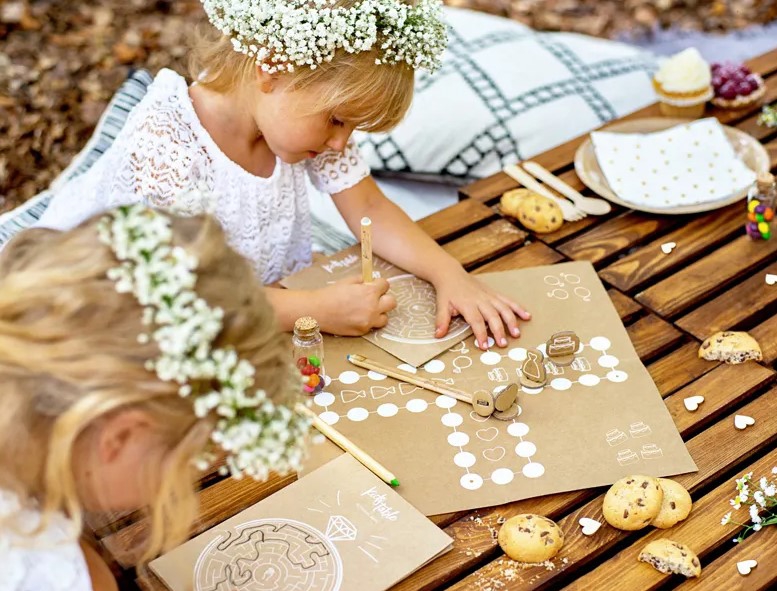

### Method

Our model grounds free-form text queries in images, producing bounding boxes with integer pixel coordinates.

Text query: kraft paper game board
[280,245,472,367]
[302,262,697,516]
[150,455,452,591]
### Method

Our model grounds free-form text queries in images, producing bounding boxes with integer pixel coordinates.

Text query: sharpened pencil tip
[390,478,400,487]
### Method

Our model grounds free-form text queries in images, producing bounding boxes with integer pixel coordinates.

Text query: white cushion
[355,7,657,184]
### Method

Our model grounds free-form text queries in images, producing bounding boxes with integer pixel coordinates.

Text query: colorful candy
[297,355,325,393]
[746,198,774,240]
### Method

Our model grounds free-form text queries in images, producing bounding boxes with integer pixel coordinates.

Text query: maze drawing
[317,334,628,491]
[375,275,470,345]
[194,519,342,591]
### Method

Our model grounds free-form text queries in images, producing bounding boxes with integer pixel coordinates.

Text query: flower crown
[201,0,448,73]
[97,205,312,480]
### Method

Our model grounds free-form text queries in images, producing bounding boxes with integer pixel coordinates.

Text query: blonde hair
[0,212,297,561]
[189,0,415,133]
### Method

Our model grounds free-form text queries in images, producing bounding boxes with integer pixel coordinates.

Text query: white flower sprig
[758,104,777,128]
[721,468,777,542]
[201,0,448,74]
[98,204,312,480]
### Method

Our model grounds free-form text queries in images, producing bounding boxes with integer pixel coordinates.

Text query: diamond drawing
[326,515,357,542]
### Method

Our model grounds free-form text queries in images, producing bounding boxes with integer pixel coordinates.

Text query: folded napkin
[590,118,756,209]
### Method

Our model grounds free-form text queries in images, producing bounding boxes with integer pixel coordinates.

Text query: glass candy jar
[293,316,325,394]
[746,172,777,240]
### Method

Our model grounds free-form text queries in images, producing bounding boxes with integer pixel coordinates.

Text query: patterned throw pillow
[356,7,658,184]
[0,70,154,248]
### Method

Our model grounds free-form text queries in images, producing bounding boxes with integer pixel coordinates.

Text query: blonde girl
[0,205,310,590]
[37,0,530,349]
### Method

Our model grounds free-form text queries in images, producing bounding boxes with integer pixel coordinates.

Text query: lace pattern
[37,69,370,284]
[1,489,92,591]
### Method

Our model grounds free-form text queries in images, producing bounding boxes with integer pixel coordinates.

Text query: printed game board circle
[435,395,457,409]
[590,336,611,351]
[521,385,544,395]
[397,363,417,374]
[442,412,463,427]
[313,392,335,407]
[550,378,572,391]
[406,398,429,413]
[460,473,484,490]
[319,411,339,425]
[522,462,545,478]
[537,343,547,356]
[346,407,369,422]
[598,354,620,368]
[607,370,629,383]
[491,468,515,485]
[579,374,601,387]
[507,422,530,437]
[447,432,470,447]
[367,370,386,381]
[324,374,332,387]
[338,370,360,384]
[454,451,477,468]
[424,359,446,374]
[377,403,399,418]
[515,441,537,458]
[475,337,496,349]
[508,347,528,361]
[479,351,502,366]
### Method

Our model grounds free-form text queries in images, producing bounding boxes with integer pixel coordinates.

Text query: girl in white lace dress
[38,0,530,349]
[1,209,310,590]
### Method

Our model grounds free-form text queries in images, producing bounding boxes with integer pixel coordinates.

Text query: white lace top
[0,489,92,591]
[37,69,370,284]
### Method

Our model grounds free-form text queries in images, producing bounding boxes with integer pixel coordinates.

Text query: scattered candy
[309,355,321,367]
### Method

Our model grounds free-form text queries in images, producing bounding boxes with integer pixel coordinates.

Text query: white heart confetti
[661,242,677,254]
[734,415,755,430]
[579,517,602,536]
[737,559,757,575]
[766,274,777,286]
[683,395,705,412]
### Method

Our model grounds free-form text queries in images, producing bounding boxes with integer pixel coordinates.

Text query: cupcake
[652,48,713,118]
[711,62,765,110]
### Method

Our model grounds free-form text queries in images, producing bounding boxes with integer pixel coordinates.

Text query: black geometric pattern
[357,9,656,183]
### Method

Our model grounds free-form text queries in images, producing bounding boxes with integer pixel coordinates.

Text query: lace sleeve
[110,104,215,215]
[306,137,370,194]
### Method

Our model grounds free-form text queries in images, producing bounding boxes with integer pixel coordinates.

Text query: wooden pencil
[360,217,373,283]
[296,403,399,487]
[347,353,472,404]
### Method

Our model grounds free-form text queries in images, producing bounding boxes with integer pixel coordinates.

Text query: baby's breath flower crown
[201,0,448,73]
[98,205,312,480]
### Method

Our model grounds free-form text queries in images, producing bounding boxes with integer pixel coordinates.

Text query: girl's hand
[434,271,530,350]
[316,276,397,336]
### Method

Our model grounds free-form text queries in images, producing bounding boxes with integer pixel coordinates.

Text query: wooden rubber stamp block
[520,348,547,388]
[494,383,518,412]
[546,331,580,366]
[472,390,495,417]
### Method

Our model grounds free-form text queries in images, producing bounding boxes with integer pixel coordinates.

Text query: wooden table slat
[472,240,565,274]
[750,314,777,364]
[446,386,777,591]
[625,314,684,361]
[646,342,717,398]
[416,198,497,242]
[636,231,777,319]
[675,260,777,340]
[441,219,527,269]
[599,204,744,293]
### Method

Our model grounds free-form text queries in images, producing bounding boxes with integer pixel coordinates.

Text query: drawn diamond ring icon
[326,515,357,542]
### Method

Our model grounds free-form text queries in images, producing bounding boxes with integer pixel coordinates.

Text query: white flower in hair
[98,204,311,480]
[201,0,448,74]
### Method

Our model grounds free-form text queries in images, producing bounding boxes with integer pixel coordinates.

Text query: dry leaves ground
[1,0,775,212]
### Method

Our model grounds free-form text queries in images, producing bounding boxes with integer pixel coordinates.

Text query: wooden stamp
[520,348,547,388]
[472,390,495,417]
[546,331,580,366]
[493,398,521,421]
[494,383,518,412]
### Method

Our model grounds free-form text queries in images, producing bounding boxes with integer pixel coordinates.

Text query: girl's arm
[79,538,119,591]
[331,175,531,348]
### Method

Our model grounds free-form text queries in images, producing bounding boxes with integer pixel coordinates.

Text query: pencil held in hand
[361,217,373,283]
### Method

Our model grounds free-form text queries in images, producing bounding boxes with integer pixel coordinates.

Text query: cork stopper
[294,316,319,336]
[757,172,775,191]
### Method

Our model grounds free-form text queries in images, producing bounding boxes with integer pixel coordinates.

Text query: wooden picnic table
[94,48,777,591]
